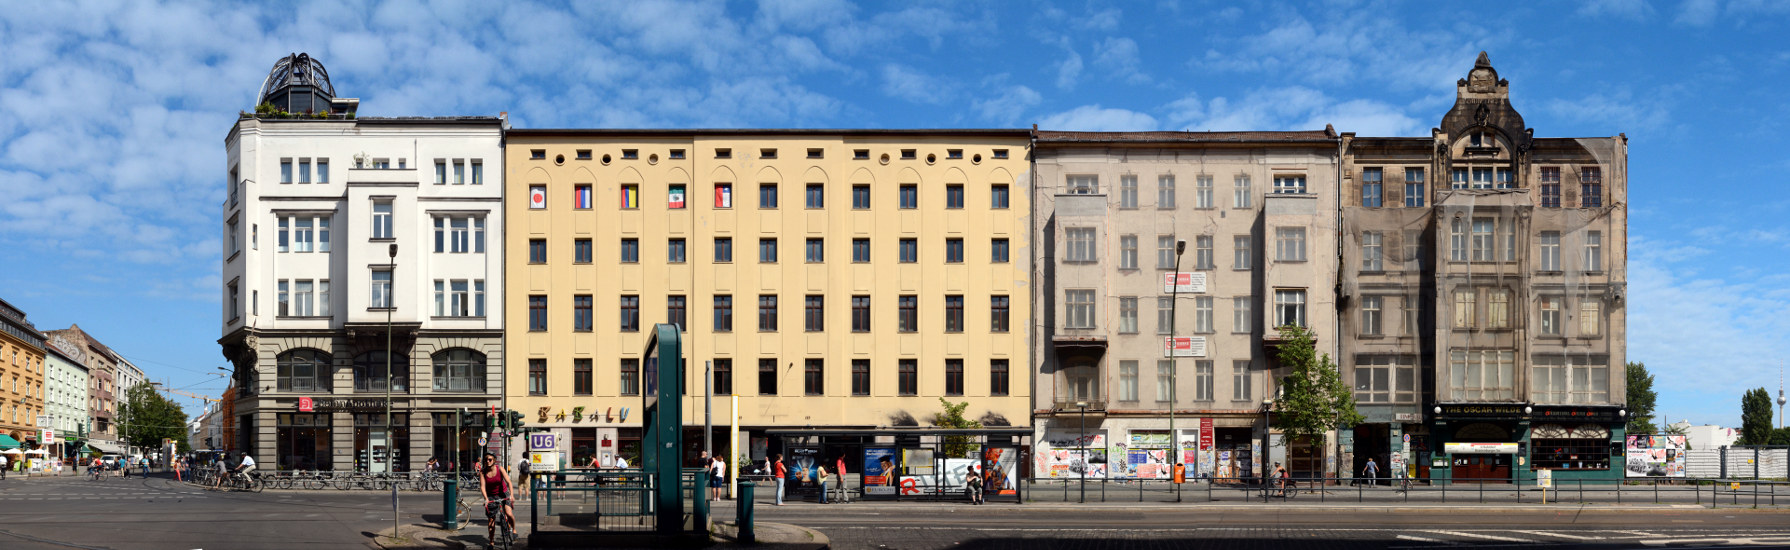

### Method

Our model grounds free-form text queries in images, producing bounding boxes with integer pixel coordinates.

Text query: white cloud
[1093,37,1150,85]
[1037,105,1158,131]
[881,64,952,105]
[1194,11,1499,94]
[1164,86,1420,135]
[971,84,1043,125]
[1543,88,1673,132]
[1055,50,1083,90]
[1577,0,1657,21]
[1675,0,1721,25]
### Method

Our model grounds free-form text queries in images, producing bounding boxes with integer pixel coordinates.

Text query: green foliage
[1768,427,1790,446]
[115,382,188,451]
[1625,362,1658,435]
[1269,325,1362,449]
[931,397,982,458]
[1741,388,1773,444]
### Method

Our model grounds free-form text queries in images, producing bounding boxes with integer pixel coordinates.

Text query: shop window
[1530,423,1613,470]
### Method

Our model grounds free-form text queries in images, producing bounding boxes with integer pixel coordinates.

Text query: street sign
[1537,468,1552,488]
[1402,434,1411,443]
[478,432,489,448]
[529,432,558,451]
[529,451,561,473]
[298,397,314,412]
[43,429,54,442]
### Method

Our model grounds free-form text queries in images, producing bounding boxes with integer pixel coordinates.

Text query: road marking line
[1420,530,1530,543]
[1394,534,1454,544]
[1515,530,1601,541]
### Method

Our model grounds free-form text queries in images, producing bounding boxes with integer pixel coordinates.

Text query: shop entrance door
[1453,455,1511,483]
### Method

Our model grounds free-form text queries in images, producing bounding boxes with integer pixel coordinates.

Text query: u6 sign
[529,432,557,452]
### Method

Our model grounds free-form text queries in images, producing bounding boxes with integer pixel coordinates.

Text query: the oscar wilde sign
[300,398,390,411]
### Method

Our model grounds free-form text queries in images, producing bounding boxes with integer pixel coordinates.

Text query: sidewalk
[369,520,829,549]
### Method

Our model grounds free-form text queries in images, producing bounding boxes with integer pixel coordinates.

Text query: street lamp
[1168,239,1185,502]
[1075,401,1088,504]
[1263,397,1273,495]
[385,242,398,539]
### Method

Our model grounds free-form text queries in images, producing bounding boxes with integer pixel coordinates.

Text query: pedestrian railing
[527,468,710,533]
[1020,476,1790,507]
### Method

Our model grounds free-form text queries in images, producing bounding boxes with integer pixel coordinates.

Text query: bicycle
[226,470,265,493]
[445,496,473,531]
[88,467,107,482]
[485,496,517,550]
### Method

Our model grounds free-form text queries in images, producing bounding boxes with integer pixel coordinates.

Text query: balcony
[1051,398,1107,415]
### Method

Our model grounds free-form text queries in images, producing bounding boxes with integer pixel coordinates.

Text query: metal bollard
[736,480,756,545]
[443,476,460,530]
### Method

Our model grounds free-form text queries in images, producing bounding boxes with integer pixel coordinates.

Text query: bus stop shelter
[764,427,1031,503]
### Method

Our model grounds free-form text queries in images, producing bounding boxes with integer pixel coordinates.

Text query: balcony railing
[1051,398,1107,412]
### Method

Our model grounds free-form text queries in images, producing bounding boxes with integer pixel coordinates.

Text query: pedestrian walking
[1362,457,1380,487]
[833,456,848,503]
[816,463,830,504]
[710,455,727,502]
[1,453,9,480]
[771,453,786,506]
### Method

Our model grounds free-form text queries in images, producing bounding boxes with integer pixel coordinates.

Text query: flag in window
[622,185,639,209]
[575,185,592,209]
[668,184,686,209]
[715,184,732,208]
[529,186,546,209]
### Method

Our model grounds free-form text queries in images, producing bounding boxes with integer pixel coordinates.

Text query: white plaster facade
[43,346,88,443]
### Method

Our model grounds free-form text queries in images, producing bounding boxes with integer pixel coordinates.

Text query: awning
[0,435,19,449]
[87,441,125,454]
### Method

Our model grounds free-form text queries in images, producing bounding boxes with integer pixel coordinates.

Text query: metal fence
[529,468,709,533]
[1020,475,1790,508]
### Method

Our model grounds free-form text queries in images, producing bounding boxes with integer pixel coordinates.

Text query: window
[1232,235,1252,270]
[805,238,824,263]
[431,349,486,392]
[619,359,639,396]
[1232,361,1253,401]
[1540,296,1562,336]
[804,295,824,332]
[1233,297,1252,333]
[757,295,778,331]
[899,238,917,263]
[278,280,289,316]
[573,295,593,332]
[1404,168,1425,207]
[529,185,546,209]
[1471,218,1495,261]
[713,295,733,331]
[570,359,594,396]
[808,148,825,159]
[667,295,686,331]
[806,184,824,208]
[1452,289,1475,329]
[525,360,547,395]
[1274,228,1306,262]
[714,237,733,263]
[670,149,686,160]
[805,359,824,396]
[669,238,687,263]
[371,270,393,309]
[1194,296,1214,333]
[898,295,918,332]
[1119,235,1138,270]
[1157,175,1177,208]
[1361,296,1383,335]
[851,296,871,332]
[530,239,548,263]
[990,360,1009,396]
[759,184,778,209]
[1273,175,1305,194]
[1579,300,1602,336]
[759,148,775,159]
[1118,361,1139,402]
[945,238,964,263]
[574,239,592,263]
[852,238,870,263]
[432,279,479,317]
[1233,175,1253,208]
[946,184,964,209]
[1194,235,1214,270]
[319,280,332,317]
[229,220,240,256]
[853,149,870,160]
[281,160,292,183]
[1157,296,1174,334]
[1540,167,1561,208]
[758,359,778,396]
[1193,360,1213,401]
[1448,350,1515,401]
[1584,231,1603,271]
[471,161,482,185]
[1532,357,1611,405]
[1067,175,1098,195]
[1065,228,1096,263]
[276,349,331,392]
[1065,290,1096,329]
[1362,231,1383,271]
[991,238,1010,263]
[851,360,870,396]
[898,359,918,396]
[1539,231,1561,271]
[899,184,918,208]
[1196,175,1214,208]
[529,296,547,331]
[349,350,405,392]
[1361,168,1383,207]
[947,149,962,159]
[372,200,393,239]
[714,183,731,208]
[993,149,1009,159]
[852,185,870,209]
[277,218,289,253]
[944,359,964,396]
[1581,168,1603,208]
[1487,290,1510,329]
[1503,221,1517,262]
[619,295,640,332]
[1354,355,1416,403]
[1274,289,1306,328]
[1120,175,1138,208]
[431,216,481,254]
[1449,218,1468,262]
[1157,236,1176,269]
[944,295,965,332]
[759,238,777,263]
[991,184,1010,209]
[620,238,638,263]
[1402,298,1419,336]
[990,295,1010,332]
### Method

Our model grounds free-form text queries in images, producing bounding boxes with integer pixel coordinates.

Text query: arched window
[432,349,485,392]
[354,351,408,392]
[276,349,332,392]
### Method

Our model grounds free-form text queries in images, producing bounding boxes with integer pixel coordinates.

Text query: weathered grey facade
[1338,53,1629,483]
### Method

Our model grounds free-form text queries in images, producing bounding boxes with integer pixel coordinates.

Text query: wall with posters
[1036,431,1107,479]
[1625,435,1686,478]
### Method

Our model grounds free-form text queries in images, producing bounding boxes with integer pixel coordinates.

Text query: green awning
[0,435,19,449]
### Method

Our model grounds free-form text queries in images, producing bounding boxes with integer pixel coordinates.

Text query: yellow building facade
[1,298,48,446]
[504,130,1032,469]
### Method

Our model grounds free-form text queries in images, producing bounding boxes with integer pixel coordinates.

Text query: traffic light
[506,410,526,432]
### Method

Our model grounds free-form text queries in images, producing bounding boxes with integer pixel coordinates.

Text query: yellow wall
[1,337,47,438]
[504,132,1033,438]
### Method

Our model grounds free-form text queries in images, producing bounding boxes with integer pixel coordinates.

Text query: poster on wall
[791,447,821,488]
[983,447,1018,495]
[1625,434,1687,477]
[1037,431,1107,479]
[862,447,898,496]
[1128,449,1171,479]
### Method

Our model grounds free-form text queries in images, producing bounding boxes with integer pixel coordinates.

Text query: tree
[1740,388,1773,445]
[116,382,189,452]
[1269,325,1363,451]
[930,397,982,458]
[1625,362,1658,435]
[1768,427,1790,447]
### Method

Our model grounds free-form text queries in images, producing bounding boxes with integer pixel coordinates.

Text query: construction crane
[162,387,220,404]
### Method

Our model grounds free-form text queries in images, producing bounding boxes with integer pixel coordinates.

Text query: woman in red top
[478,452,517,544]
[772,453,787,506]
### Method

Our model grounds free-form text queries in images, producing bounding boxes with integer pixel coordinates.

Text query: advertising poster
[791,447,822,488]
[1625,434,1687,477]
[1038,431,1106,479]
[863,447,898,495]
[983,447,1018,495]
[1129,449,1170,479]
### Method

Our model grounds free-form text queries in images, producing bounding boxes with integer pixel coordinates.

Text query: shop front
[1429,404,1627,484]
[1429,404,1526,484]
[1528,405,1626,482]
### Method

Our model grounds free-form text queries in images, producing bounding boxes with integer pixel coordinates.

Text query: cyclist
[477,452,517,546]
[231,451,257,488]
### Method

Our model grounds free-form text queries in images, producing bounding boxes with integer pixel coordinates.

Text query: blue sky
[1,0,1786,428]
